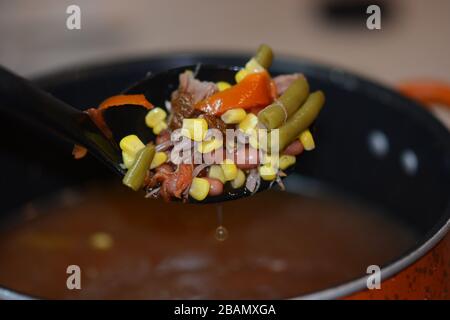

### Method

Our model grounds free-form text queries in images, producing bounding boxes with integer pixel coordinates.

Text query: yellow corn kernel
[221,108,247,124]
[299,129,315,151]
[238,113,258,134]
[189,177,210,201]
[249,134,258,149]
[279,154,296,170]
[254,130,270,151]
[120,135,145,168]
[261,153,279,169]
[182,118,208,141]
[145,107,167,128]
[197,137,223,154]
[119,134,145,155]
[208,165,226,183]
[235,68,249,83]
[122,151,135,169]
[153,121,168,135]
[221,159,238,181]
[248,129,262,149]
[216,81,232,91]
[245,58,265,74]
[259,163,277,181]
[150,152,168,169]
[231,169,246,189]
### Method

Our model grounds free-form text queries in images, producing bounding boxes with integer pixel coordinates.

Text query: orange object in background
[398,81,450,109]
[195,72,273,115]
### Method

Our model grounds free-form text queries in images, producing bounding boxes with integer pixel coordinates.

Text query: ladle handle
[0,65,124,175]
[0,65,87,142]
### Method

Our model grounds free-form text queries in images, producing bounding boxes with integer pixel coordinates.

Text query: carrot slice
[72,144,88,159]
[195,72,273,115]
[84,94,154,140]
[99,94,154,110]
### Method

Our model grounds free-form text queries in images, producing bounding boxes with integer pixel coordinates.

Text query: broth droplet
[215,205,228,241]
[215,225,228,241]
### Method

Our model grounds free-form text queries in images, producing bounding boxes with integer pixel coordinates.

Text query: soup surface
[0,182,417,299]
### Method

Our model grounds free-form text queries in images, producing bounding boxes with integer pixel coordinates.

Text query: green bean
[258,77,309,129]
[269,91,325,153]
[254,44,273,69]
[122,143,155,191]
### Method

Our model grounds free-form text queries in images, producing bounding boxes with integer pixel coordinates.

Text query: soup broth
[0,183,417,299]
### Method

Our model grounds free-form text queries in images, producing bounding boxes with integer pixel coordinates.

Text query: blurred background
[1,0,449,124]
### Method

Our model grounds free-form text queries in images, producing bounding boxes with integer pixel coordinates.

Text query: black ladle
[0,65,290,204]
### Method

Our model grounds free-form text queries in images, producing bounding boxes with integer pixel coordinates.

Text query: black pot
[0,53,449,299]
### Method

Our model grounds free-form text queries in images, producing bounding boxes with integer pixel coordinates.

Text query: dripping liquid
[215,204,228,241]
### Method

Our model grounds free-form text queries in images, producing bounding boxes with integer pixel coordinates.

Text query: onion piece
[270,171,286,191]
[193,63,202,77]
[155,140,173,152]
[245,169,261,194]
[176,138,194,150]
[165,100,172,113]
[253,175,261,195]
[192,163,211,178]
[276,174,286,191]
[171,143,194,165]
[182,180,193,199]
[145,187,161,198]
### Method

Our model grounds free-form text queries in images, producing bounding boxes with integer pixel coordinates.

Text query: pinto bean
[235,146,260,170]
[282,140,304,156]
[204,178,224,196]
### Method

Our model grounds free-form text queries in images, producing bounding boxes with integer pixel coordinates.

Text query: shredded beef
[145,164,193,202]
[168,71,222,130]
[169,92,199,130]
[173,70,218,104]
[199,114,227,135]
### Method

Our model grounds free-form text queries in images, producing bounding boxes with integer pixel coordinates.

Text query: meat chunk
[199,113,227,135]
[169,93,198,130]
[172,70,218,104]
[146,164,193,202]
[168,71,219,130]
[273,73,303,96]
